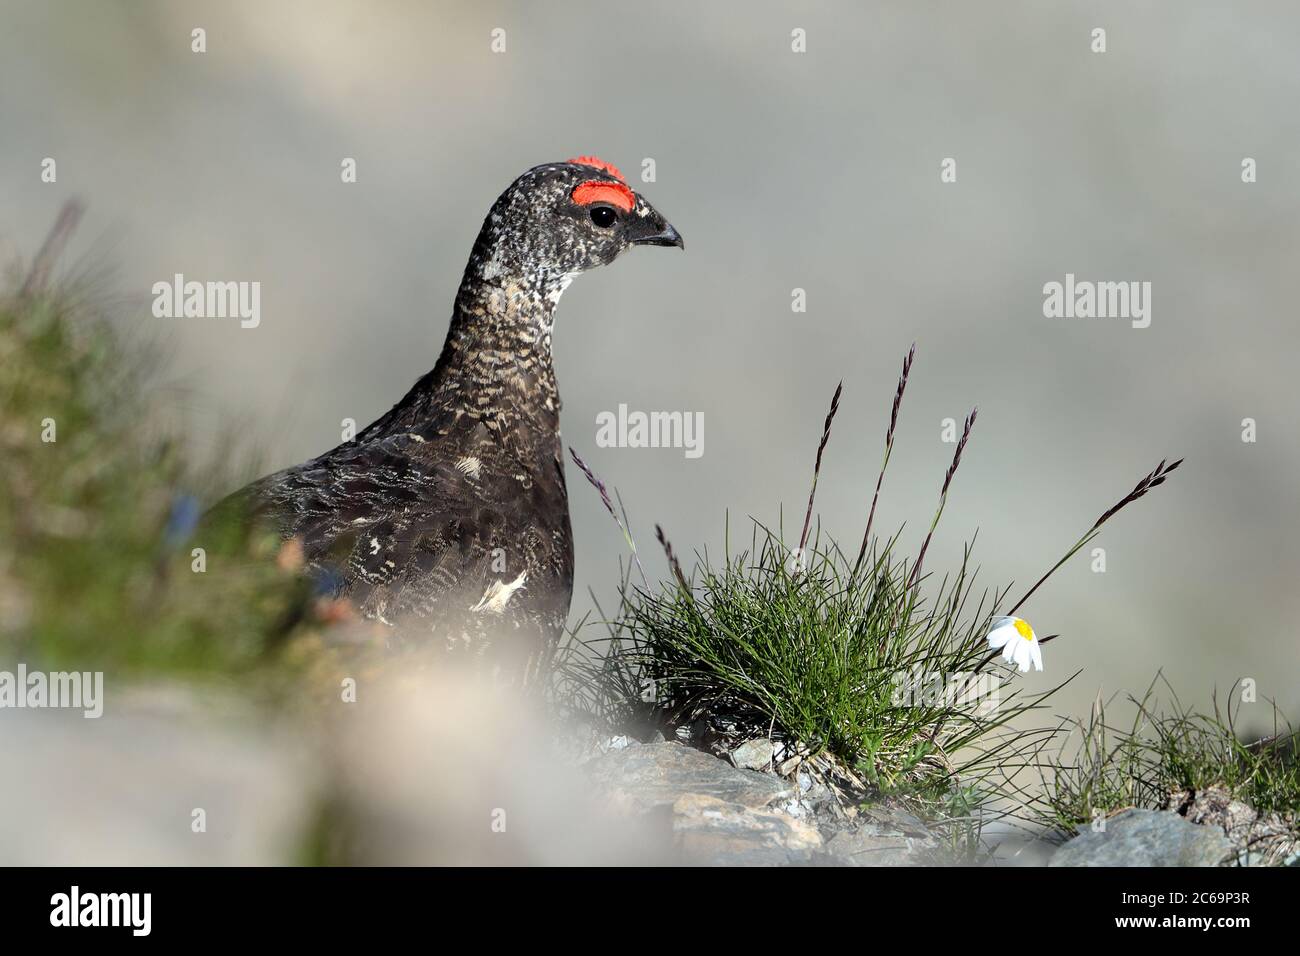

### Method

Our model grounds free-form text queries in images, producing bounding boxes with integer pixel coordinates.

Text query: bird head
[465,156,683,292]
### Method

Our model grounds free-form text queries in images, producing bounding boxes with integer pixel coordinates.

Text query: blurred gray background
[3,0,1297,726]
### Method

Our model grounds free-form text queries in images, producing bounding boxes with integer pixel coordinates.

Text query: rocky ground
[1042,792,1299,868]
[2,680,1294,866]
[580,737,944,865]
[578,738,1299,866]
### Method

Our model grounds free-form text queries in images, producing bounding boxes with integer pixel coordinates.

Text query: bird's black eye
[589,205,618,229]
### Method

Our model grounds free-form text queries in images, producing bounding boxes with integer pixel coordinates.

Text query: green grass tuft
[1038,675,1300,835]
[608,520,1061,803]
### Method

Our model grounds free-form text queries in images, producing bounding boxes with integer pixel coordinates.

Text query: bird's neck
[427,273,567,431]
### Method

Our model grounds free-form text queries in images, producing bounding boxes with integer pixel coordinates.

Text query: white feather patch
[455,456,483,480]
[470,571,528,613]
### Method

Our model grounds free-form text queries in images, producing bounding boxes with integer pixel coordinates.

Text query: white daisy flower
[987,615,1043,673]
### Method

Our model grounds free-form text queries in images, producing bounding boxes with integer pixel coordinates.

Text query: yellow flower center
[1013,618,1035,642]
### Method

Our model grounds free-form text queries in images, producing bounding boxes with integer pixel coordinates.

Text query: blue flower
[163,493,202,549]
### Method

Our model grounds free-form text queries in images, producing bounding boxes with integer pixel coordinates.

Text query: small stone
[606,735,630,751]
[1049,809,1232,867]
[731,738,775,771]
[778,755,802,776]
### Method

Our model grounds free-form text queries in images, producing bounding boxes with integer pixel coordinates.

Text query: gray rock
[730,738,775,771]
[1049,809,1232,867]
[778,755,803,776]
[823,828,920,866]
[672,793,822,865]
[861,806,931,835]
[582,741,825,864]
[584,741,794,814]
[820,804,943,866]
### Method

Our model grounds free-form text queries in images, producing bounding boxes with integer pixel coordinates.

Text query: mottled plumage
[222,159,681,670]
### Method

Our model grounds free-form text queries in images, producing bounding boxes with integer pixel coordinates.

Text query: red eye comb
[567,155,626,183]
[571,181,636,212]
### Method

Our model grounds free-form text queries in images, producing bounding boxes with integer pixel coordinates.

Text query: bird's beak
[634,221,684,249]
[628,207,684,249]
